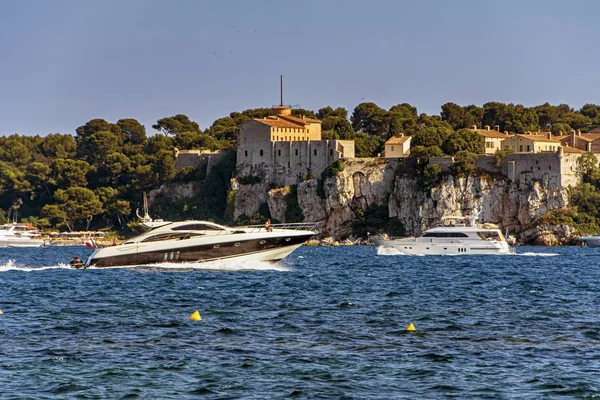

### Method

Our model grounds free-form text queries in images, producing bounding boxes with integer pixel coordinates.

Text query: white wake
[0,260,73,272]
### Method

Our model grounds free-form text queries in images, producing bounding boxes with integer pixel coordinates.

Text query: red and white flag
[85,237,96,249]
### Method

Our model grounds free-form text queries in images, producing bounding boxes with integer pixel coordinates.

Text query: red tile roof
[385,136,410,145]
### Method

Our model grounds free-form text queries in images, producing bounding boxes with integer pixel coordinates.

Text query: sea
[1,245,600,399]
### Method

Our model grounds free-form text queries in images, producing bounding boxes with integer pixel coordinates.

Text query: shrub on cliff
[450,151,478,177]
[317,159,345,198]
[284,185,304,223]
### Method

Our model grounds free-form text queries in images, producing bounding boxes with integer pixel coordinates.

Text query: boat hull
[373,238,514,255]
[87,232,313,268]
[0,239,45,248]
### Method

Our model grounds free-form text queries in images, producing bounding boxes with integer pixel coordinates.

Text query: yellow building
[237,106,322,145]
[236,105,355,186]
[502,132,561,153]
[384,134,411,158]
[471,125,510,154]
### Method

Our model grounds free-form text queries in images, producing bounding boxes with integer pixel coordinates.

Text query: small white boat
[372,210,514,256]
[0,223,46,248]
[579,234,600,247]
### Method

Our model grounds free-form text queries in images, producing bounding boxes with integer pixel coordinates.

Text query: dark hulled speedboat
[85,220,316,268]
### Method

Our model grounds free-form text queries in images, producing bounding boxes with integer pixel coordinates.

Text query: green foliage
[536,208,600,236]
[152,114,201,136]
[494,148,513,167]
[576,152,600,184]
[421,163,443,190]
[450,151,478,177]
[323,159,345,178]
[442,129,484,155]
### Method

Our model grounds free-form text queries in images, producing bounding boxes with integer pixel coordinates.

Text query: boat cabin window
[477,231,501,240]
[423,232,469,238]
[141,232,203,242]
[171,224,224,231]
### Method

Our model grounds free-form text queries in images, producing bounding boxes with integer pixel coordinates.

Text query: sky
[0,0,599,136]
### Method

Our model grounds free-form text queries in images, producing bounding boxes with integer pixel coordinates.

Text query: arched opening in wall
[352,171,366,199]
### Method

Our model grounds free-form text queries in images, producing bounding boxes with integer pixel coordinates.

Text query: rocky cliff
[231,158,572,244]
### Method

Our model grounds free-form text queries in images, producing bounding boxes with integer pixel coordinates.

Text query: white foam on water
[518,252,560,257]
[376,246,410,256]
[0,260,73,272]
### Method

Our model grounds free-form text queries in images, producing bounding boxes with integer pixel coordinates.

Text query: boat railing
[237,222,318,234]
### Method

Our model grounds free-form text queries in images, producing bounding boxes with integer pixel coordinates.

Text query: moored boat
[0,223,46,248]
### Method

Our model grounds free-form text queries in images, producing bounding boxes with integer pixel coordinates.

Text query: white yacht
[85,220,316,268]
[372,211,514,256]
[0,223,46,248]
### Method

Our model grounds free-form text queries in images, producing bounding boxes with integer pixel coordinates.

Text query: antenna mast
[280,74,283,106]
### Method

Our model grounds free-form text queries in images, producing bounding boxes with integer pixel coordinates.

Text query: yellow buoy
[190,310,202,321]
[405,322,416,331]
[0,309,3,315]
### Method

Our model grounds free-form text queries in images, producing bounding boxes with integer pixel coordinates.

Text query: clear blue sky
[0,0,598,136]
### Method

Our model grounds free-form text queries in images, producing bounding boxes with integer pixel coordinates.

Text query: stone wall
[238,139,355,186]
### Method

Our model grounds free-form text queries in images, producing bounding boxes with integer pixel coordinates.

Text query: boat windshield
[141,232,204,242]
[171,223,224,231]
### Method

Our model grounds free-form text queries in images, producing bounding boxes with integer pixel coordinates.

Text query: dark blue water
[1,246,600,399]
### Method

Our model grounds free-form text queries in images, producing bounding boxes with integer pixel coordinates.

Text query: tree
[577,152,600,184]
[39,133,76,159]
[47,187,104,231]
[351,102,390,137]
[153,114,201,136]
[50,159,91,189]
[442,129,484,155]
[441,102,479,130]
[450,151,478,177]
[75,119,122,161]
[317,106,348,120]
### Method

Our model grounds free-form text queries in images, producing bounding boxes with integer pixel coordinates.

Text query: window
[172,224,224,231]
[307,129,310,133]
[330,149,333,156]
[260,149,264,156]
[422,232,469,238]
[527,145,530,152]
[314,149,317,156]
[244,150,248,157]
[277,149,281,156]
[295,149,298,156]
[519,145,523,152]
[391,145,395,151]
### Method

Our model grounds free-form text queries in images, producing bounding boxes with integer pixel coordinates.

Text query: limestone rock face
[232,182,269,220]
[149,181,204,203]
[520,224,577,246]
[266,187,289,223]
[231,159,571,241]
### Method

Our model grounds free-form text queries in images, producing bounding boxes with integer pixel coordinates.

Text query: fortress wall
[502,152,562,186]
